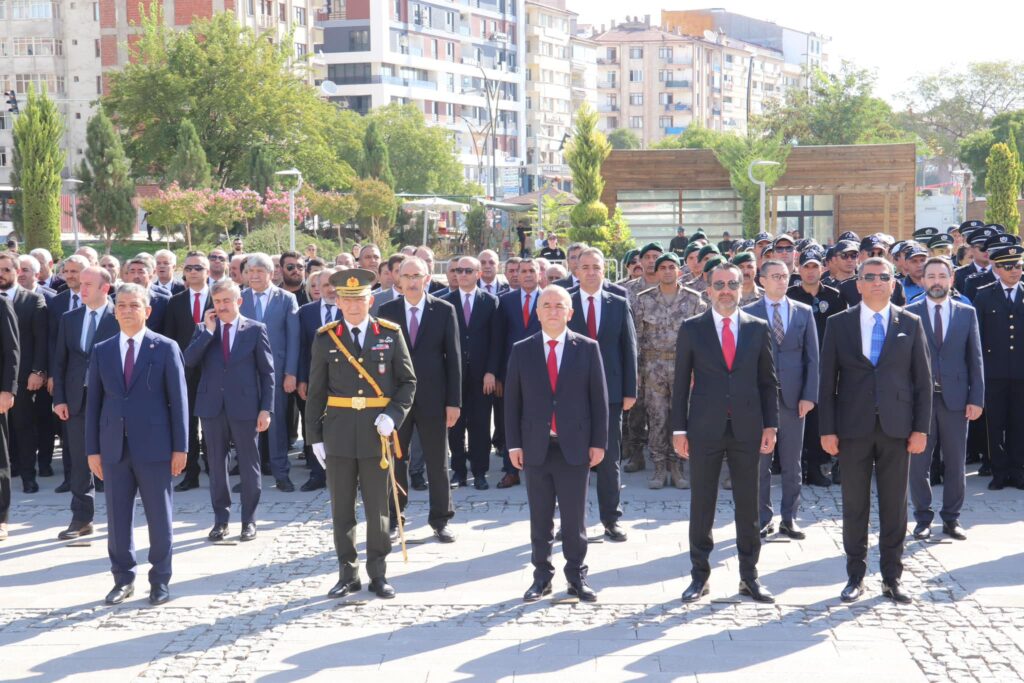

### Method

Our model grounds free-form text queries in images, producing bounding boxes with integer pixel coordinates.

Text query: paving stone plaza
[1,454,1022,682]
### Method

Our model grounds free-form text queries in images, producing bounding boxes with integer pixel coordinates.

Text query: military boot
[669,459,690,489]
[648,462,668,489]
[623,455,646,473]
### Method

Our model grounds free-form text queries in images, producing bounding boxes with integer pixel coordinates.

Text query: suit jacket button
[357,389,364,395]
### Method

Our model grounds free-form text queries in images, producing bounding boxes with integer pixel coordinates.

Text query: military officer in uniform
[622,243,663,473]
[634,253,707,489]
[306,269,416,599]
[731,252,764,306]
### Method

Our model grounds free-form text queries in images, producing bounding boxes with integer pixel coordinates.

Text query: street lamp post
[64,178,83,251]
[477,66,502,200]
[275,168,304,251]
[747,160,781,234]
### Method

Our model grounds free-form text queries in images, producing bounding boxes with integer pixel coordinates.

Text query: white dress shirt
[1003,283,1020,305]
[711,308,740,345]
[860,303,891,361]
[219,315,240,351]
[320,301,337,326]
[579,288,603,331]
[520,287,538,311]
[404,295,426,330]
[542,328,568,371]
[478,279,498,294]
[0,283,18,300]
[187,286,209,318]
[345,317,369,347]
[459,287,478,315]
[119,328,147,370]
[929,298,951,342]
[763,294,789,336]
[68,290,82,312]
[80,304,107,350]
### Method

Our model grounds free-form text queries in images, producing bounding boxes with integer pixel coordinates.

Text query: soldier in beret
[622,243,663,473]
[731,252,764,307]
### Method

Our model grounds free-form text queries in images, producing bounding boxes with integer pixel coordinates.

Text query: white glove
[312,443,326,470]
[374,414,395,437]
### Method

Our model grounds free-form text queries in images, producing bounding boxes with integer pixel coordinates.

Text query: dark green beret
[683,243,703,258]
[697,244,721,261]
[703,255,726,273]
[638,242,664,258]
[730,252,755,266]
[688,230,708,244]
[654,252,680,269]
[621,249,638,266]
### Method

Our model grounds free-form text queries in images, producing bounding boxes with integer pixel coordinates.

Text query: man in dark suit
[568,248,636,542]
[85,283,189,606]
[443,256,500,490]
[379,257,461,542]
[493,257,542,488]
[163,252,214,491]
[184,280,274,543]
[0,251,48,493]
[123,257,170,334]
[51,266,119,540]
[744,260,819,540]
[819,257,932,604]
[552,242,585,289]
[154,249,186,295]
[0,294,18,540]
[906,257,983,540]
[18,255,60,480]
[30,248,66,292]
[477,249,509,296]
[296,268,339,491]
[672,262,780,604]
[505,285,608,603]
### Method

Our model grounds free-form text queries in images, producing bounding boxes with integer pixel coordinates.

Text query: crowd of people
[0,217,1017,607]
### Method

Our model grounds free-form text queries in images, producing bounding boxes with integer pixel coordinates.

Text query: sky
[567,0,1021,105]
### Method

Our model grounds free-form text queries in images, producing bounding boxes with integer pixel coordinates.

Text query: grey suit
[905,298,984,525]
[744,297,819,527]
[370,287,399,317]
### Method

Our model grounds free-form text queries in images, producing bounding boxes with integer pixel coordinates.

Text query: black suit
[671,310,779,583]
[51,303,119,522]
[0,296,19,524]
[443,288,500,481]
[838,276,906,307]
[953,262,987,297]
[819,304,932,583]
[494,288,542,473]
[504,330,608,585]
[565,278,628,298]
[157,278,186,296]
[569,289,637,526]
[5,287,48,485]
[378,294,461,529]
[164,288,214,482]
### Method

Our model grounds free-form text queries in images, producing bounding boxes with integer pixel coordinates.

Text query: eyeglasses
[996,263,1023,271]
[711,280,741,291]
[452,267,477,274]
[284,264,305,272]
[182,265,206,273]
[773,246,795,253]
[764,273,789,281]
[837,252,858,260]
[858,273,893,282]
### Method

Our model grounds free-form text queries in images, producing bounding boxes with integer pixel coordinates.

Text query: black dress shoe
[778,520,806,540]
[174,478,199,492]
[276,477,295,492]
[831,463,842,485]
[369,577,396,599]
[240,523,257,542]
[23,481,39,494]
[496,472,520,488]
[988,478,1006,491]
[759,522,775,539]
[474,477,489,490]
[450,473,467,489]
[806,469,832,487]
[840,578,864,603]
[604,523,628,542]
[104,584,134,605]
[978,464,992,476]
[681,579,709,603]
[208,524,229,542]
[327,578,361,598]
[300,478,325,492]
[58,521,94,540]
[434,526,456,543]
[739,579,775,603]
[523,580,552,602]
[882,582,912,604]
[943,521,967,540]
[411,472,428,491]
[149,583,170,605]
[94,479,104,493]
[912,522,931,540]
[55,480,71,493]
[568,581,598,602]
[39,465,55,477]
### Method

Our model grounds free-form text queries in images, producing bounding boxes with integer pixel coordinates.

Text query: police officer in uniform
[306,269,416,599]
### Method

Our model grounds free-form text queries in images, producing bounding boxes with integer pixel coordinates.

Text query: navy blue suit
[86,329,188,588]
[494,288,541,473]
[52,303,119,523]
[296,300,339,484]
[184,317,275,526]
[569,289,637,526]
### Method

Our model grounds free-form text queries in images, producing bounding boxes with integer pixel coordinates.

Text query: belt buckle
[351,396,366,410]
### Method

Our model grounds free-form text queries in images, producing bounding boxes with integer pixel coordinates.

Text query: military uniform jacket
[974,281,1024,381]
[634,284,708,367]
[306,317,416,458]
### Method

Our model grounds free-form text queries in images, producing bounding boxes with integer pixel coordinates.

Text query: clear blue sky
[568,0,1019,105]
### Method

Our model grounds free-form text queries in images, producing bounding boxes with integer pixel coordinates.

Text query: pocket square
[897,332,908,337]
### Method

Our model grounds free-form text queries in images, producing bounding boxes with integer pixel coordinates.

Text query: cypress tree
[166,119,212,188]
[361,120,395,189]
[11,84,65,257]
[985,142,1021,234]
[78,108,137,252]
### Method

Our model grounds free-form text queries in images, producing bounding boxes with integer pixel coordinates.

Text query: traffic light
[4,91,18,114]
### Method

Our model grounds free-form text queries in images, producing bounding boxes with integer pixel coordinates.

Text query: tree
[353,177,396,235]
[565,103,612,229]
[140,183,209,249]
[77,109,137,253]
[166,119,211,188]
[985,143,1022,233]
[464,203,487,251]
[303,188,359,246]
[527,191,573,238]
[367,104,466,195]
[103,5,354,189]
[361,120,395,189]
[959,110,1024,193]
[607,128,642,150]
[11,85,65,257]
[245,146,276,197]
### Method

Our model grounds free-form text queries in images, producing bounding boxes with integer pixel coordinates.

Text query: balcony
[664,103,690,112]
[596,57,618,65]
[598,104,619,112]
[664,80,690,88]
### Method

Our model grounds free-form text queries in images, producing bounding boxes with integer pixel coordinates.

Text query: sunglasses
[711,280,741,291]
[837,252,858,260]
[182,265,206,273]
[858,273,893,282]
[452,267,477,274]
[284,264,305,272]
[996,263,1023,271]
[773,246,795,253]
[208,254,226,261]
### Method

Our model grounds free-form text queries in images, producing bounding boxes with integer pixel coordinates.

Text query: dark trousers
[0,413,10,523]
[34,390,56,470]
[524,440,590,585]
[449,381,492,479]
[264,376,291,479]
[65,412,95,523]
[802,405,830,475]
[326,456,391,581]
[688,423,761,583]
[9,390,38,483]
[911,396,968,525]
[760,405,804,526]
[104,441,174,587]
[595,403,623,526]
[494,396,514,474]
[203,413,262,525]
[838,417,910,583]
[392,411,454,529]
[984,379,1024,484]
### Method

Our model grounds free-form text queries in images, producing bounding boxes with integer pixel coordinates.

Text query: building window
[725,54,734,63]
[294,6,306,25]
[11,0,57,19]
[629,47,643,59]
[295,42,307,58]
[96,75,102,94]
[658,47,672,61]
[446,41,454,60]
[658,92,672,105]
[93,2,99,20]
[606,71,617,87]
[616,189,681,240]
[95,39,100,58]
[349,30,369,52]
[0,147,7,167]
[659,116,672,128]
[628,70,643,82]
[658,70,672,82]
[775,195,834,243]
[247,0,255,16]
[607,116,618,129]
[629,93,643,106]
[605,47,617,61]
[629,116,643,129]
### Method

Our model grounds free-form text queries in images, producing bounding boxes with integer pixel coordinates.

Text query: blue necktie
[84,310,98,352]
[255,293,265,321]
[869,312,885,366]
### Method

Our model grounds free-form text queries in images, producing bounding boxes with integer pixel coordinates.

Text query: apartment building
[318,0,526,198]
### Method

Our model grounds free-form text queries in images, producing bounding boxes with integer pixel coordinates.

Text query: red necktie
[193,292,201,324]
[587,295,597,339]
[721,317,736,371]
[522,292,531,328]
[547,339,559,435]
[222,322,232,363]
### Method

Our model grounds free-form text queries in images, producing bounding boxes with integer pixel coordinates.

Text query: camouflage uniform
[622,276,660,470]
[634,283,708,488]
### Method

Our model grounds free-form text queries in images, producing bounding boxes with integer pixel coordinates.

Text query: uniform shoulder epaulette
[974,280,998,294]
[376,317,401,331]
[317,321,340,334]
[637,285,659,298]
[680,284,703,298]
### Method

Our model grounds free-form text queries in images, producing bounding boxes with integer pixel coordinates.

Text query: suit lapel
[920,302,939,352]
[597,291,614,336]
[703,311,729,371]
[876,306,902,366]
[126,331,155,392]
[558,333,580,393]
